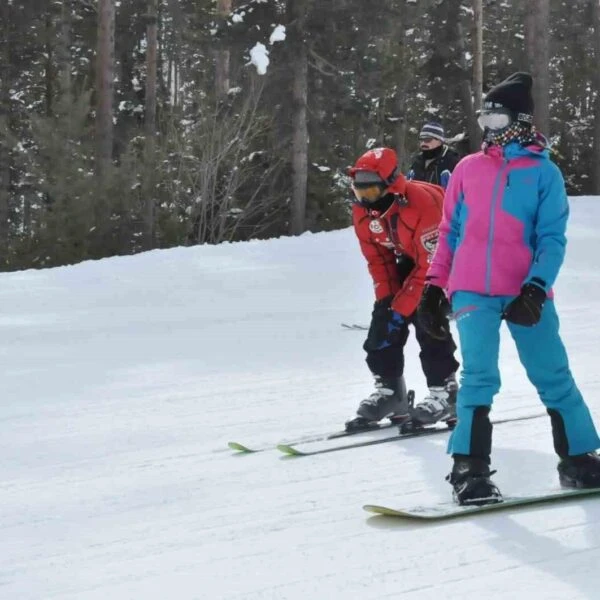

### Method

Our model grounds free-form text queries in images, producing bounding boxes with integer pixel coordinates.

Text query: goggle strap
[385,165,401,186]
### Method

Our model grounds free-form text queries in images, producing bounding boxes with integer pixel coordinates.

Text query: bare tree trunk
[173,61,179,108]
[393,25,408,167]
[592,0,600,193]
[472,0,483,112]
[57,0,72,96]
[96,0,115,175]
[145,0,158,136]
[533,0,550,134]
[44,7,54,116]
[0,0,10,258]
[165,0,183,108]
[215,0,232,102]
[290,49,308,235]
[455,20,479,152]
[289,0,309,235]
[524,2,536,71]
[143,0,158,249]
[525,0,550,134]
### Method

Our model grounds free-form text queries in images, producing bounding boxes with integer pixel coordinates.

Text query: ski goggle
[351,182,386,204]
[351,170,388,203]
[477,109,513,131]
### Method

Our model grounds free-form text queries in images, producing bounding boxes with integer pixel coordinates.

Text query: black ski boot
[558,453,600,488]
[345,375,410,432]
[447,455,503,506]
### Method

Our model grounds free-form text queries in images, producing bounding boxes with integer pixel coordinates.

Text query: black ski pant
[364,312,459,387]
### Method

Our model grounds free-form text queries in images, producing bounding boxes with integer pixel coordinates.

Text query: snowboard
[363,486,600,521]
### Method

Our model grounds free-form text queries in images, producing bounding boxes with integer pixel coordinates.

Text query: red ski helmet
[348,148,403,204]
[349,147,401,185]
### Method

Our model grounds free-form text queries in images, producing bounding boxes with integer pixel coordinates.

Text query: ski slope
[2,197,600,599]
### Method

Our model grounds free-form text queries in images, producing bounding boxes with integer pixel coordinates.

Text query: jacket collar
[484,138,549,160]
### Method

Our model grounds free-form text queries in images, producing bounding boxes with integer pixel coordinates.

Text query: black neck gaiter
[421,145,444,160]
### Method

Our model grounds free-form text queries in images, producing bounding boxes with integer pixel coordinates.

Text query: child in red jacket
[345,147,459,432]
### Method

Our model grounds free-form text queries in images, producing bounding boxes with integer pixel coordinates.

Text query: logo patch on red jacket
[420,228,438,257]
[369,220,384,234]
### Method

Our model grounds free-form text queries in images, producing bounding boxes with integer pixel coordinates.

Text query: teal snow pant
[448,291,600,460]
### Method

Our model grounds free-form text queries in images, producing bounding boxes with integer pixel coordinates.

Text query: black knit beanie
[483,72,534,124]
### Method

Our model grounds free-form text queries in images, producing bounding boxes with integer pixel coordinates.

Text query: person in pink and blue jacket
[417,72,600,506]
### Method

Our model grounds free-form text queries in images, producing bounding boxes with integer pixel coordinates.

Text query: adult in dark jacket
[407,122,460,189]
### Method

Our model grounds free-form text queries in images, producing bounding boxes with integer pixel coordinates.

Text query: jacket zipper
[385,213,400,248]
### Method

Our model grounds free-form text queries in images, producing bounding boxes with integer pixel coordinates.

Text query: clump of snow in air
[249,42,269,75]
[270,24,286,44]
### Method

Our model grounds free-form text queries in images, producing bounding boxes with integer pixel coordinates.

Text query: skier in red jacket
[345,147,460,432]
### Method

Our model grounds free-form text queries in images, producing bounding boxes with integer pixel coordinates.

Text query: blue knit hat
[419,122,445,142]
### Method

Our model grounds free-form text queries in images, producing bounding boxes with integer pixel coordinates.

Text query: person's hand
[417,283,451,340]
[503,283,546,326]
[364,296,405,351]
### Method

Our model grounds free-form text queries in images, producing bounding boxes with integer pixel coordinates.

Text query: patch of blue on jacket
[448,191,467,254]
[500,165,539,247]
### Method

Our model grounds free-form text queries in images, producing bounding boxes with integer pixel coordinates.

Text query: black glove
[503,283,546,326]
[395,254,415,286]
[364,296,406,352]
[417,283,451,340]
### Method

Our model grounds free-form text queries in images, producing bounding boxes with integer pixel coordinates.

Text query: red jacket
[352,178,445,317]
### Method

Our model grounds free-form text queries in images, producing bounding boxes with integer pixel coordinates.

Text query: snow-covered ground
[3,197,600,600]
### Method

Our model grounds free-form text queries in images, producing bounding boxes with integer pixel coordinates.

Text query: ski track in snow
[2,198,600,599]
